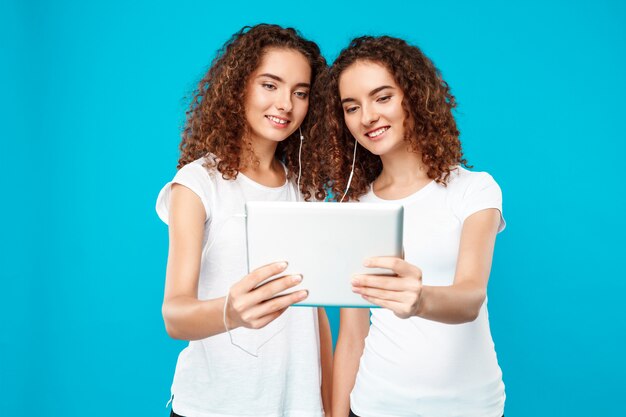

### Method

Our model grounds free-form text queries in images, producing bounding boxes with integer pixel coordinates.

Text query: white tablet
[245,201,403,307]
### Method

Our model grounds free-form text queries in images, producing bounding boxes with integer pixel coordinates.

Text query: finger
[239,261,289,291]
[363,257,420,277]
[352,285,402,302]
[351,274,404,291]
[249,274,303,304]
[361,295,409,318]
[252,307,288,329]
[250,290,308,318]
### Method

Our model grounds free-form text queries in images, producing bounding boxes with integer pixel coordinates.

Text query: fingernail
[292,274,303,283]
[278,261,288,269]
[299,290,308,299]
[351,277,359,285]
[363,259,371,267]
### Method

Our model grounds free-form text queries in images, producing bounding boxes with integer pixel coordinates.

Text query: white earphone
[339,138,358,203]
[296,128,356,203]
[296,127,304,201]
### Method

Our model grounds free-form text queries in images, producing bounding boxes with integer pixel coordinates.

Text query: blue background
[2,1,625,416]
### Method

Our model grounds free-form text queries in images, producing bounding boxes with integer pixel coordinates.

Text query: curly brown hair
[316,36,468,201]
[177,24,329,200]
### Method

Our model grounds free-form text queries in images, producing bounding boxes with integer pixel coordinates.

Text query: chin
[262,130,294,143]
[274,132,295,143]
[361,143,388,156]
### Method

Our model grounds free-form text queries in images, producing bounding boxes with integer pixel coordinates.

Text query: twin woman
[156,24,505,417]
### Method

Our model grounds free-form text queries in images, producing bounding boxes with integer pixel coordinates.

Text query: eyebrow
[340,85,394,104]
[258,73,310,88]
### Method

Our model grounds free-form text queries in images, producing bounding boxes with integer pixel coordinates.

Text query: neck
[377,147,428,187]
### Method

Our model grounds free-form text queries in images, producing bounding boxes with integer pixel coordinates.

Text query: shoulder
[178,155,214,177]
[447,166,497,185]
[445,166,505,230]
[156,155,217,225]
[177,155,228,188]
[445,166,500,195]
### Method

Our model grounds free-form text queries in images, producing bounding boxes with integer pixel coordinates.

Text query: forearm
[162,295,227,340]
[332,333,364,417]
[415,209,498,324]
[416,281,486,324]
[318,308,333,416]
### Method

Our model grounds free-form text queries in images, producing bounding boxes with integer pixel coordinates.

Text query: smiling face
[244,47,312,146]
[339,60,409,157]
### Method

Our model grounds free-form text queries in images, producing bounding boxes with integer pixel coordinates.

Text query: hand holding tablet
[224,261,309,329]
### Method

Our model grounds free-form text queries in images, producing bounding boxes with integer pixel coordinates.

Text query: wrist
[412,286,426,318]
[222,295,237,331]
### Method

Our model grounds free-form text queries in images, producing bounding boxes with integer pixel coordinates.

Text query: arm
[351,208,501,324]
[318,308,333,416]
[331,308,369,417]
[162,183,308,340]
[418,208,500,322]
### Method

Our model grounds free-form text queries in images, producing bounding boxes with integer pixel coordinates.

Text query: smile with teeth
[365,126,390,138]
[266,115,290,125]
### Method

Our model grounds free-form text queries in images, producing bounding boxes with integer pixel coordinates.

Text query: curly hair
[178,24,329,200]
[316,36,468,201]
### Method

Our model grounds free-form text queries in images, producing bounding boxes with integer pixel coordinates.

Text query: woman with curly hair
[155,24,331,417]
[323,36,506,417]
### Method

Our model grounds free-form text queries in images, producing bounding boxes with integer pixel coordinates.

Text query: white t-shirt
[156,157,323,417]
[350,167,506,417]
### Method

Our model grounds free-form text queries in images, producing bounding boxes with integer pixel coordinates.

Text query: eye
[262,83,277,91]
[344,106,359,114]
[294,91,309,99]
[377,95,392,103]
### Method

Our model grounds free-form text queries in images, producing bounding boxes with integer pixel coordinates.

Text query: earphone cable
[340,139,358,203]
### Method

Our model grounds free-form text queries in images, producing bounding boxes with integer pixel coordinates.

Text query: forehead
[339,60,397,97]
[252,47,312,83]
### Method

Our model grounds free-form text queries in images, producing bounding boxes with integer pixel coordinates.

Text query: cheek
[245,89,270,112]
[295,100,309,120]
[392,102,406,123]
[243,93,256,116]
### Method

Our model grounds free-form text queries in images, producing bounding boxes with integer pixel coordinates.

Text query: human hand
[225,262,308,329]
[351,257,423,319]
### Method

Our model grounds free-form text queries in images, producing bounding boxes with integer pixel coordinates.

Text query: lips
[365,126,390,139]
[266,115,291,128]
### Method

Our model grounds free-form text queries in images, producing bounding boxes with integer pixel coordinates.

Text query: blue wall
[2,1,625,416]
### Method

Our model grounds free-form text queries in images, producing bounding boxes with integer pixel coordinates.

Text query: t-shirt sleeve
[155,162,213,225]
[459,172,506,233]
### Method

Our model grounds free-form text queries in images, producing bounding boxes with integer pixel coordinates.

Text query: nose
[275,91,293,113]
[361,104,379,126]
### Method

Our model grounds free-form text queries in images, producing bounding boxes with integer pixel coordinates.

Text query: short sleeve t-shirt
[156,157,323,417]
[350,167,506,417]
